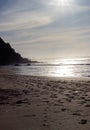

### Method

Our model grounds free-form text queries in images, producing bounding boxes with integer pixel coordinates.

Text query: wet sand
[0,68,90,130]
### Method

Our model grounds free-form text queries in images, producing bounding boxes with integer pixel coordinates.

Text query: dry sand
[0,68,90,130]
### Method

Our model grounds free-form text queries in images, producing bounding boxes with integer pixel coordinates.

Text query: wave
[31,63,90,66]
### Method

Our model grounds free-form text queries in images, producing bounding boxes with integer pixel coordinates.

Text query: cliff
[0,37,30,65]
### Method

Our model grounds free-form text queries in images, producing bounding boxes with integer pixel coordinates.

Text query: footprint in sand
[61,108,66,112]
[79,119,87,125]
[85,104,90,107]
[72,113,81,116]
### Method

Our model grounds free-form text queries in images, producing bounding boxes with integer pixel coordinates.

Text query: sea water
[7,57,90,78]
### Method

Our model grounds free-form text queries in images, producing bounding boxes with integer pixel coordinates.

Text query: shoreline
[0,68,90,130]
[0,64,90,81]
[0,67,90,81]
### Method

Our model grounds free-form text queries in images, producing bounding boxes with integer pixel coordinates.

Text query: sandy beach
[0,68,90,130]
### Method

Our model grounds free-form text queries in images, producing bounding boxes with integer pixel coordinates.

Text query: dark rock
[0,37,30,65]
[27,63,31,66]
[14,63,20,66]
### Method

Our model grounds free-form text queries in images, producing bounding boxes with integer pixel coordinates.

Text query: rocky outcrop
[0,37,30,65]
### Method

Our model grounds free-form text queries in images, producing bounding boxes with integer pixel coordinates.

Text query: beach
[0,68,90,130]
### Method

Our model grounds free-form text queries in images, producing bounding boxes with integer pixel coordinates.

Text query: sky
[0,0,90,61]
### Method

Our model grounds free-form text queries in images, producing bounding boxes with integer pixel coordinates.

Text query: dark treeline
[0,37,30,65]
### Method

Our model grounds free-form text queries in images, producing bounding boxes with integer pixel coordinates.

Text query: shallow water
[7,57,90,78]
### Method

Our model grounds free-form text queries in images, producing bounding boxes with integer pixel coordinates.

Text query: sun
[57,0,72,6]
[48,0,74,13]
[50,0,73,7]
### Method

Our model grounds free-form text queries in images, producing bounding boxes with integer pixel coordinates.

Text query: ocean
[5,57,90,78]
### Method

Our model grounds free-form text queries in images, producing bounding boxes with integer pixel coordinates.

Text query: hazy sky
[0,0,90,61]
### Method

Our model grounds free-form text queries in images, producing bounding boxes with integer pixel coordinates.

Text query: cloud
[76,0,90,7]
[6,26,89,46]
[0,0,55,33]
[0,0,89,33]
[0,12,52,32]
[0,0,90,59]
